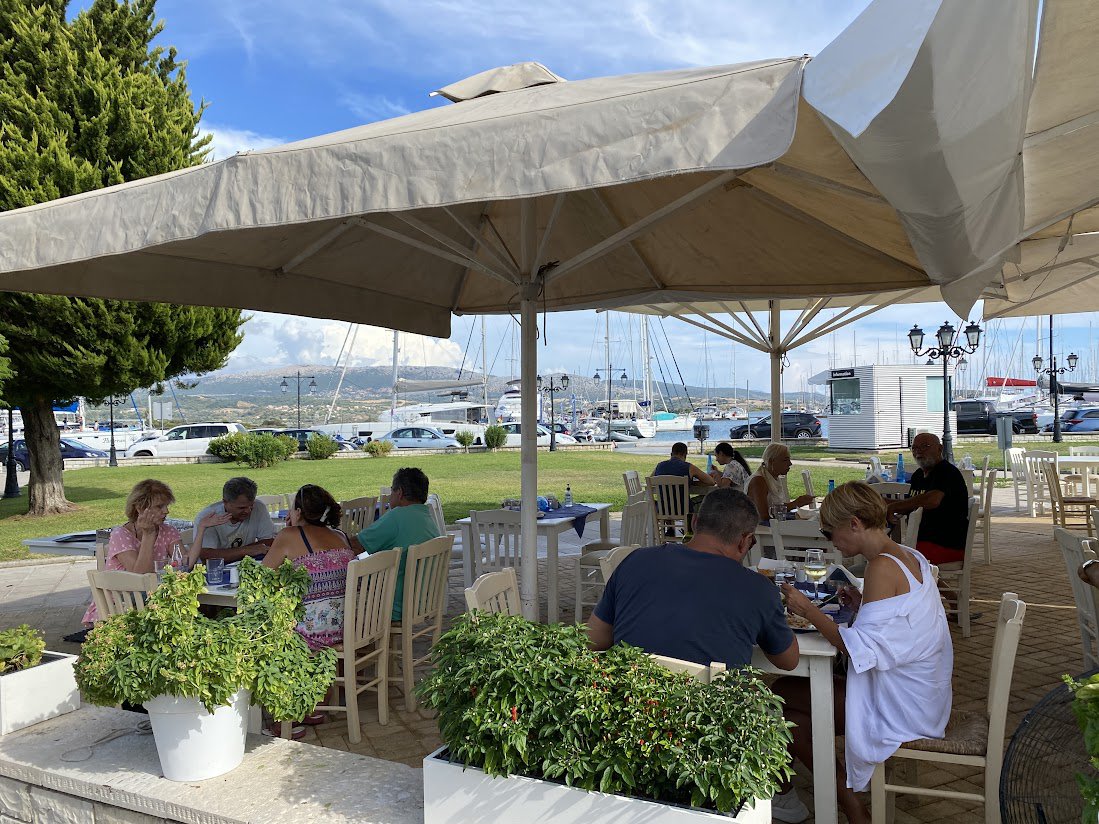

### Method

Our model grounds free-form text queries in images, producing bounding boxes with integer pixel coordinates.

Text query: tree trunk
[23,397,74,515]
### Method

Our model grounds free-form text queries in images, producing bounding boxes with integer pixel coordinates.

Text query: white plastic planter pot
[144,689,250,781]
[423,747,770,824]
[0,651,80,735]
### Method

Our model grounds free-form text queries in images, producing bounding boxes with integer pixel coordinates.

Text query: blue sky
[105,1,1099,393]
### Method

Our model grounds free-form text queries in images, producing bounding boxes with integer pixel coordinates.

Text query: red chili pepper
[511,706,518,722]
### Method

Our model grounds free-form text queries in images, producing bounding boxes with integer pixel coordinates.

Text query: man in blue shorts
[587,488,798,670]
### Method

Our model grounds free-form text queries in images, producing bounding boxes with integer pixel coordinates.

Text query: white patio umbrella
[0,0,1033,620]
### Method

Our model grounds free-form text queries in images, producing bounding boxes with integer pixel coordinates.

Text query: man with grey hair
[885,433,969,565]
[193,476,276,562]
[587,488,798,670]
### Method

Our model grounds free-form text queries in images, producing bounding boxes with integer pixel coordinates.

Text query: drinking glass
[804,548,827,603]
[769,504,786,523]
[205,557,226,586]
[154,557,170,582]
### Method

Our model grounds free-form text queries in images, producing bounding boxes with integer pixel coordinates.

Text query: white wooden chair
[974,468,998,564]
[599,544,641,582]
[1070,445,1099,496]
[1023,450,1057,516]
[469,509,523,576]
[575,499,649,620]
[1041,461,1097,536]
[316,549,401,742]
[425,493,447,536]
[649,653,726,683]
[340,495,378,536]
[870,592,1026,824]
[464,567,522,615]
[1005,447,1029,513]
[256,493,287,513]
[801,469,817,509]
[86,570,159,619]
[937,498,981,638]
[646,475,690,542]
[874,482,911,501]
[1055,528,1099,671]
[389,536,453,711]
[622,470,643,498]
[769,518,844,566]
[94,530,110,571]
[901,507,923,548]
[378,487,392,513]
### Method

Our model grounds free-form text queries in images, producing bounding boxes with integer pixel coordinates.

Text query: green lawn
[0,452,869,562]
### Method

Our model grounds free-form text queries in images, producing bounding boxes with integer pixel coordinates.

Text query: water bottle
[706,454,713,472]
[827,479,836,494]
[881,466,891,482]
[564,484,573,507]
[170,542,185,572]
[896,452,905,483]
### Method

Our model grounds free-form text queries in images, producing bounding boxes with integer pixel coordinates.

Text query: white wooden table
[1061,455,1099,495]
[21,534,95,557]
[457,503,612,623]
[753,632,839,824]
[199,583,238,608]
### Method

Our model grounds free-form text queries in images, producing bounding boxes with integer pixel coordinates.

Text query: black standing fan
[1001,676,1093,824]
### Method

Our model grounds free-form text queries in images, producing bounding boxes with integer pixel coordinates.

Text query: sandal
[301,711,327,726]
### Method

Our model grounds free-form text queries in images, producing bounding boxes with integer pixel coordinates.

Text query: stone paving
[0,485,1090,822]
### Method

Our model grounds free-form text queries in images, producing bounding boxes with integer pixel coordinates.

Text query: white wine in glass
[804,549,827,602]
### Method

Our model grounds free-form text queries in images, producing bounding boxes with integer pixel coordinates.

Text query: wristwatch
[1083,559,1099,575]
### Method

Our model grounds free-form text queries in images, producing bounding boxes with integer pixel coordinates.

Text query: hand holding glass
[803,549,827,603]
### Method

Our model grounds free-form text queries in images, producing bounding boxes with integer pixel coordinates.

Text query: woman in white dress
[770,481,952,824]
[746,443,814,524]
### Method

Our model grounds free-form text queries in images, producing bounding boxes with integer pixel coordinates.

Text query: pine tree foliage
[0,1,241,514]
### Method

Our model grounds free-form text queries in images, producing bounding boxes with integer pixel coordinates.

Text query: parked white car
[124,422,245,458]
[499,422,578,447]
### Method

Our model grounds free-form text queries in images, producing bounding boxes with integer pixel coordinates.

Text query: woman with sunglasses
[263,484,356,735]
[769,481,952,824]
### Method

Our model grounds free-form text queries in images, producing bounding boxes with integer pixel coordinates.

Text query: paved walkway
[2,486,1090,822]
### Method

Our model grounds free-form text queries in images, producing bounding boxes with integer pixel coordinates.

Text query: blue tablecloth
[550,504,597,538]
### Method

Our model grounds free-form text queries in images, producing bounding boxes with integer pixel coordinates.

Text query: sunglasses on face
[820,528,833,541]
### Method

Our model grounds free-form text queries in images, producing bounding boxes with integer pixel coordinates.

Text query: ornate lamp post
[104,395,125,467]
[537,375,569,451]
[908,320,982,464]
[592,366,628,443]
[280,371,317,429]
[3,407,19,499]
[1033,319,1078,443]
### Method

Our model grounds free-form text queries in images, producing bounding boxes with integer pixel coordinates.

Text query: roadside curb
[0,557,90,569]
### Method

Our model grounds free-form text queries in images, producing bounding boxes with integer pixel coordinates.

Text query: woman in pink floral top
[81,479,199,625]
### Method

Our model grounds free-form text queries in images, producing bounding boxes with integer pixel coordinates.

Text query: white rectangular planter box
[423,747,770,824]
[0,651,80,735]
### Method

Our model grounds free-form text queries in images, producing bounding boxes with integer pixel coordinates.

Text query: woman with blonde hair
[746,443,814,523]
[81,479,199,624]
[769,481,952,824]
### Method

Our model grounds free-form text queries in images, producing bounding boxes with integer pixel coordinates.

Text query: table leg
[808,655,838,824]
[547,530,559,623]
[599,508,610,543]
[461,524,474,588]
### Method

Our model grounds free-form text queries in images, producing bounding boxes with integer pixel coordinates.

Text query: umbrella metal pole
[3,408,19,498]
[519,292,539,621]
[769,301,782,444]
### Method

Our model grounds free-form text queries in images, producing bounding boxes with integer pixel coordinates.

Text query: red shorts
[915,540,964,565]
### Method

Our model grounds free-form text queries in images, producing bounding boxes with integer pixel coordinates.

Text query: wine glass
[804,548,827,603]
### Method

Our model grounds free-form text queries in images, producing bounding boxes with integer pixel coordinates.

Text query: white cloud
[203,123,285,160]
[339,93,411,123]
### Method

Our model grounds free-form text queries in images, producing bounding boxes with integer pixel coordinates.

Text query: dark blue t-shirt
[653,458,692,478]
[593,544,793,668]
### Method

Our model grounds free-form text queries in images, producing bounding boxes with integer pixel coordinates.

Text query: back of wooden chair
[345,550,402,650]
[901,507,923,547]
[425,493,447,536]
[599,544,640,582]
[619,499,650,547]
[1071,446,1099,457]
[1025,449,1058,515]
[874,482,911,501]
[977,468,998,563]
[646,475,690,541]
[769,518,843,565]
[464,567,521,615]
[1056,528,1099,671]
[402,536,453,626]
[94,530,110,571]
[801,469,817,509]
[86,569,159,619]
[256,493,286,513]
[1006,446,1029,513]
[469,509,523,575]
[936,497,980,637]
[340,495,378,535]
[623,470,642,498]
[985,592,1027,775]
[649,653,727,683]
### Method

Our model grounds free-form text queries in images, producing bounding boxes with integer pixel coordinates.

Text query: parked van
[124,422,245,458]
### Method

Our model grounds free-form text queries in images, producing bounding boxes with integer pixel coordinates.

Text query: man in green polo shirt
[353,467,440,620]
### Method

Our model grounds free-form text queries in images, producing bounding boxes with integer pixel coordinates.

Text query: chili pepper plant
[417,612,793,814]
[75,558,336,720]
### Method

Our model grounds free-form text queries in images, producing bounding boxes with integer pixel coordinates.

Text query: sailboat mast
[326,324,357,424]
[641,317,652,419]
[605,312,611,425]
[390,329,400,419]
[481,317,489,419]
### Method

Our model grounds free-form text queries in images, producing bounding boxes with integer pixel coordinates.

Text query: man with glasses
[194,476,276,562]
[587,488,799,670]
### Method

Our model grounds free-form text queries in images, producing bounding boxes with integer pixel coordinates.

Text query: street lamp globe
[1068,352,1080,371]
[592,370,600,381]
[935,322,955,350]
[280,379,289,393]
[619,371,628,382]
[907,325,925,353]
[308,378,318,394]
[536,375,543,391]
[963,321,982,350]
[1032,355,1044,373]
[560,374,570,390]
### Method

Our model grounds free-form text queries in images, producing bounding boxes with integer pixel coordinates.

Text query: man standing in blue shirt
[587,488,798,671]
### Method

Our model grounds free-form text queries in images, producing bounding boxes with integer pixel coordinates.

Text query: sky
[85,1,1099,396]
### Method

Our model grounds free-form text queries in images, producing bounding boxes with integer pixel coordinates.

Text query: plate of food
[786,612,814,632]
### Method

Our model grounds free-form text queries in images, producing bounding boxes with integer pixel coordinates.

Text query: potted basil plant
[417,613,792,823]
[0,625,79,735]
[75,559,336,781]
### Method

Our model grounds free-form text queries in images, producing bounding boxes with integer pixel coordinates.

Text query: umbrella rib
[353,217,515,286]
[676,303,759,348]
[745,186,925,279]
[736,301,770,341]
[442,206,521,278]
[668,310,769,354]
[789,289,925,350]
[277,220,355,273]
[588,190,666,290]
[546,170,740,283]
[985,259,1099,319]
[780,299,830,349]
[533,193,567,278]
[392,211,514,283]
[769,164,886,204]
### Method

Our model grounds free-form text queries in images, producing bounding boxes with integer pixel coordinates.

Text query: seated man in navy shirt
[587,488,799,671]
